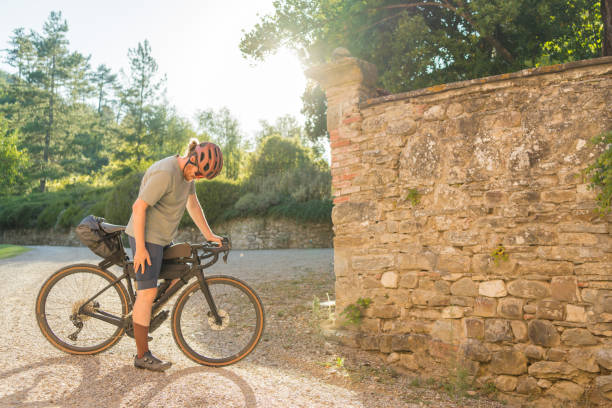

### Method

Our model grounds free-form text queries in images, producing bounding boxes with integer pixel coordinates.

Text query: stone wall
[0,217,333,249]
[308,55,612,406]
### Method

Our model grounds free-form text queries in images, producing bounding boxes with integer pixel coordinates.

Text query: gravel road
[0,246,358,408]
[0,246,503,408]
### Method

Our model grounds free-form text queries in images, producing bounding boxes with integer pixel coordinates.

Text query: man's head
[183,139,223,180]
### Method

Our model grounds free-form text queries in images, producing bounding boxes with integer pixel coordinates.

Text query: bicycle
[35,221,265,367]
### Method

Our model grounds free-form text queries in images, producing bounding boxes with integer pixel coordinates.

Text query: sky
[0,0,308,140]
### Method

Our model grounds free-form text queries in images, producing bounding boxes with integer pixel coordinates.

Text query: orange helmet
[189,142,223,179]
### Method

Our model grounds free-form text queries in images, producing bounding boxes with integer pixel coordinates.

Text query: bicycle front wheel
[36,264,129,354]
[172,276,265,366]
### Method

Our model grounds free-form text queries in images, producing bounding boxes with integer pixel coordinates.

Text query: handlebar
[191,237,231,264]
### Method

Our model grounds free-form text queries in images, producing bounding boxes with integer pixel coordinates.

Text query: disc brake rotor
[207,309,229,331]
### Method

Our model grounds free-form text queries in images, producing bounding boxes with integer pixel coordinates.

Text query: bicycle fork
[196,273,223,325]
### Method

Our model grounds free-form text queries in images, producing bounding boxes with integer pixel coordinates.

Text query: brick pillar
[306,50,378,314]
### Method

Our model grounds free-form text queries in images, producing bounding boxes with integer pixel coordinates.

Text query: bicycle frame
[76,236,229,331]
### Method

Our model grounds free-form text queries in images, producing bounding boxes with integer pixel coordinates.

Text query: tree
[603,0,612,55]
[196,107,245,180]
[4,11,88,191]
[120,40,165,163]
[241,0,604,141]
[0,115,28,195]
[91,64,117,115]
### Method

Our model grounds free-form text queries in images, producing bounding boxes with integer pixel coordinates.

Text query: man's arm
[132,198,151,274]
[186,193,222,245]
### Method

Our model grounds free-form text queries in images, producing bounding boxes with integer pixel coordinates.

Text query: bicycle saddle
[99,222,126,233]
[163,243,192,260]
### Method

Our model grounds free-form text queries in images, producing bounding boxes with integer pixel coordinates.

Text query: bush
[181,178,241,227]
[104,171,143,224]
[0,186,109,230]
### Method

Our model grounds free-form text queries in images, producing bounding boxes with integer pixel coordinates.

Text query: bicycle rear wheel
[36,264,129,354]
[171,276,265,366]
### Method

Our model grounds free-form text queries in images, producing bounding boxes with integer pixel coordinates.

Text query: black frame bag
[75,215,123,261]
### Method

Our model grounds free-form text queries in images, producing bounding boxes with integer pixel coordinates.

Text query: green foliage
[0,245,31,259]
[585,130,612,215]
[406,188,420,206]
[104,171,143,225]
[184,178,242,227]
[0,12,333,231]
[0,115,28,195]
[241,0,604,141]
[340,297,372,325]
[0,185,109,230]
[491,244,509,266]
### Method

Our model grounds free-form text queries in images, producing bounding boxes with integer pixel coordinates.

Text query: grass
[0,244,31,259]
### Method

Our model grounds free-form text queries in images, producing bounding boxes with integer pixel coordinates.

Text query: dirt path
[0,246,503,408]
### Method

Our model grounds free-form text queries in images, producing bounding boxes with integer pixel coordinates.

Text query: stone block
[566,304,587,323]
[360,335,380,350]
[550,276,580,302]
[498,297,524,319]
[559,233,599,246]
[517,260,573,276]
[411,289,436,305]
[479,280,507,297]
[379,335,393,353]
[545,381,584,401]
[370,305,401,319]
[424,105,445,121]
[494,375,517,392]
[516,376,541,395]
[536,300,565,320]
[398,253,433,271]
[511,320,528,341]
[561,328,599,346]
[436,254,470,274]
[464,318,484,339]
[399,353,420,370]
[525,345,545,360]
[507,279,551,299]
[490,349,527,375]
[567,349,599,373]
[450,277,478,297]
[541,190,576,203]
[528,361,579,380]
[352,254,395,273]
[473,296,497,317]
[381,271,398,288]
[391,333,429,352]
[595,348,612,370]
[431,319,461,344]
[434,280,450,294]
[461,339,491,362]
[451,296,474,307]
[387,352,400,364]
[428,295,451,307]
[546,348,566,362]
[595,375,612,401]
[399,272,419,288]
[484,319,513,343]
[528,320,560,347]
[441,306,464,319]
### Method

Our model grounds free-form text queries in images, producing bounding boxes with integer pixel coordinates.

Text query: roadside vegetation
[0,244,31,259]
[0,12,331,230]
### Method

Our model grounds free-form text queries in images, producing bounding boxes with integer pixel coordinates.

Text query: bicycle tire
[171,275,265,366]
[35,264,129,354]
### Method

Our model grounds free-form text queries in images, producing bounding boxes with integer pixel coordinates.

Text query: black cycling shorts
[127,235,168,291]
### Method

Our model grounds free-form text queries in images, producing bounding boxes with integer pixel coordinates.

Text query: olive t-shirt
[126,156,195,246]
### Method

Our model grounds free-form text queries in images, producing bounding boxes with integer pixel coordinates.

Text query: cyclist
[125,139,224,371]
